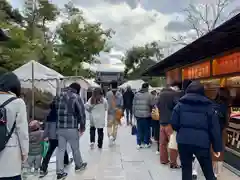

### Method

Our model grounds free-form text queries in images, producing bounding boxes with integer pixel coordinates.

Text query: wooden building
[143,13,240,174]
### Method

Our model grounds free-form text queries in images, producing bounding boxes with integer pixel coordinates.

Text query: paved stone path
[24,123,239,180]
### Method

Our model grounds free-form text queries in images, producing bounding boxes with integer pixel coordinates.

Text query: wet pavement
[24,123,239,180]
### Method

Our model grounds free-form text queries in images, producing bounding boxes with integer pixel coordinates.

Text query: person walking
[106,81,123,146]
[133,83,153,149]
[85,88,108,149]
[40,101,72,177]
[170,81,222,180]
[0,72,29,180]
[212,88,230,178]
[27,120,43,175]
[55,83,87,180]
[157,82,182,168]
[123,86,134,125]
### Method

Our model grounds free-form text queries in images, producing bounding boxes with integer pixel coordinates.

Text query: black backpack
[0,97,17,152]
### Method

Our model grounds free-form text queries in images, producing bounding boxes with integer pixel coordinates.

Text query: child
[85,88,108,149]
[28,120,43,174]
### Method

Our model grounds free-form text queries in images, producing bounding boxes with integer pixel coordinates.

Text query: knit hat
[29,120,40,131]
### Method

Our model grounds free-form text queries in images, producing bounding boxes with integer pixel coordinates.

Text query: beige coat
[0,94,29,178]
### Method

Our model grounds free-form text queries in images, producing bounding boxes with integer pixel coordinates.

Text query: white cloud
[10,0,238,72]
[82,2,177,46]
[74,1,181,66]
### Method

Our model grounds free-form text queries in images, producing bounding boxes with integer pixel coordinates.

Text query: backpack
[0,97,17,152]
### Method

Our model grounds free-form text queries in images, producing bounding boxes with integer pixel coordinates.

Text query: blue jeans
[136,117,151,145]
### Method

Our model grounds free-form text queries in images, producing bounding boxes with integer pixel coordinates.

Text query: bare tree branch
[212,0,229,29]
[172,0,232,46]
[172,36,188,46]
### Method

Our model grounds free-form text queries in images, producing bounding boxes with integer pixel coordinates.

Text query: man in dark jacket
[40,101,72,177]
[123,86,134,125]
[55,83,87,179]
[157,83,182,168]
[170,81,222,180]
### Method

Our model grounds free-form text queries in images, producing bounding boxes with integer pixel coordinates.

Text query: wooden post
[31,61,35,120]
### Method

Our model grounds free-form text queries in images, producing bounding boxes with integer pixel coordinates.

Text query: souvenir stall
[142,14,240,174]
[180,51,240,172]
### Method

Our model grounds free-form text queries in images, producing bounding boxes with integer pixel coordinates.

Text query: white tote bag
[168,131,178,150]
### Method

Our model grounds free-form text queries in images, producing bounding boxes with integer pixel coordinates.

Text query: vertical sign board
[166,68,181,85]
[182,61,211,80]
[212,52,240,76]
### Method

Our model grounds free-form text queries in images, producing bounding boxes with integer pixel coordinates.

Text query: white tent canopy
[85,79,100,88]
[13,60,64,95]
[119,79,152,90]
[14,60,63,81]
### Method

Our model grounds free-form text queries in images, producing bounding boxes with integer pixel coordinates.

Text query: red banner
[212,52,240,76]
[182,61,210,80]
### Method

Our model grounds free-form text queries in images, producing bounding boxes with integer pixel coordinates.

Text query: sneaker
[136,145,141,150]
[144,144,151,148]
[39,170,48,178]
[90,142,95,149]
[156,151,160,155]
[75,162,87,172]
[57,172,68,180]
[170,164,181,169]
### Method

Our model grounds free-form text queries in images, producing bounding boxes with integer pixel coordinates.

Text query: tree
[0,0,23,25]
[0,1,32,71]
[54,2,114,76]
[0,0,113,78]
[23,0,60,65]
[173,0,240,45]
[123,41,165,87]
[124,41,163,76]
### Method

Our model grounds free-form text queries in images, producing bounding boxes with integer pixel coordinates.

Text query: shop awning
[143,13,240,76]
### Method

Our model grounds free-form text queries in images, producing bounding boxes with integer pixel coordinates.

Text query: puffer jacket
[29,130,43,156]
[169,81,223,152]
[132,88,153,118]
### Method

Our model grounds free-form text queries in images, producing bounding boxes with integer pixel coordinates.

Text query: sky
[9,0,240,71]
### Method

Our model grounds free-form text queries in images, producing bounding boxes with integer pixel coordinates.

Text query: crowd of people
[131,80,229,180]
[0,72,229,180]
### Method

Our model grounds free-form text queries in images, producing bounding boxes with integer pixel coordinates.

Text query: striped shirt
[55,87,86,129]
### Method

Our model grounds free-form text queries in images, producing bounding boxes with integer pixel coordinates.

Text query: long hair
[91,87,102,104]
[0,72,21,97]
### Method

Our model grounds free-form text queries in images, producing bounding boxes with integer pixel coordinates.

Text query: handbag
[131,125,137,135]
[168,131,178,150]
[151,106,159,120]
[131,117,137,135]
[41,141,49,158]
[112,95,122,123]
